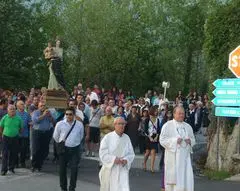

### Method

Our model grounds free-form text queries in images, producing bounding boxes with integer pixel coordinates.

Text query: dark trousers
[1,135,19,172]
[159,147,165,168]
[59,146,80,191]
[138,136,146,154]
[31,129,50,169]
[53,141,59,160]
[46,128,54,159]
[0,140,2,158]
[16,137,29,166]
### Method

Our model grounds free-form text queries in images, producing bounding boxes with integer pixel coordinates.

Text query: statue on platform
[44,39,66,90]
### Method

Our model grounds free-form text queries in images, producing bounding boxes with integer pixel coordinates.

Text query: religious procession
[2,1,240,191]
[1,73,211,191]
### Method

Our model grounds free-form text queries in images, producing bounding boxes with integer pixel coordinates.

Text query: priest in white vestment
[99,117,135,191]
[160,106,195,191]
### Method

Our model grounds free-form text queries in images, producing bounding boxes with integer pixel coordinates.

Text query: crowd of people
[0,83,211,191]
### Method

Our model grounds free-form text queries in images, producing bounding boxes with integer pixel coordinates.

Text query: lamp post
[162,81,170,100]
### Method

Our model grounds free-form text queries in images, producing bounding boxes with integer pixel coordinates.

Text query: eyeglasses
[65,113,73,116]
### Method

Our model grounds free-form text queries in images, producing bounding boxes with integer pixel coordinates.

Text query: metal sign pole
[216,117,220,171]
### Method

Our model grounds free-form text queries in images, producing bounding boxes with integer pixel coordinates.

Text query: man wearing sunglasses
[53,107,84,191]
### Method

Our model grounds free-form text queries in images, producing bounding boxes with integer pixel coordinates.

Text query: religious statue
[44,39,65,90]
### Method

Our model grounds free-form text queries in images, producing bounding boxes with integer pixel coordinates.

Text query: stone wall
[205,117,240,174]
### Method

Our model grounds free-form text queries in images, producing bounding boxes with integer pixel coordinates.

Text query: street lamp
[162,81,170,100]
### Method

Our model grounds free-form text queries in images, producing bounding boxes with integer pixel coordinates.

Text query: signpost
[212,45,240,170]
[229,45,240,78]
[213,78,240,88]
[213,88,240,97]
[215,107,240,117]
[212,98,240,107]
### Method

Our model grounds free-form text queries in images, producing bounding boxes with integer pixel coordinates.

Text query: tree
[1,0,218,99]
[204,0,240,94]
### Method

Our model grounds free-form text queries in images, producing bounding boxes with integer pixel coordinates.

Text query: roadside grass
[204,169,231,180]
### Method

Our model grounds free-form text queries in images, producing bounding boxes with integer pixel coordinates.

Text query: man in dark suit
[186,103,197,132]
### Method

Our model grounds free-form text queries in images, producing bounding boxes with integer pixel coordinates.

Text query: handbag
[56,120,76,155]
[149,118,159,142]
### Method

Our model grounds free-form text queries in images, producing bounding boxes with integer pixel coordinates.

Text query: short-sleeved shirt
[0,114,23,137]
[16,110,32,137]
[32,110,53,131]
[89,107,104,128]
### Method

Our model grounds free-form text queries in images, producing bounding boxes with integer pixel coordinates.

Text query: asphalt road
[1,159,240,191]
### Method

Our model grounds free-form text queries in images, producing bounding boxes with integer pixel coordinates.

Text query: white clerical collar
[173,119,184,126]
[114,131,123,137]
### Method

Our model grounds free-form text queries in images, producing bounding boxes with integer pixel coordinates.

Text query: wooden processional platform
[44,89,69,109]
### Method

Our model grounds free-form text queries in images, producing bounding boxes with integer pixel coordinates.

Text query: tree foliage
[1,0,238,98]
[204,0,240,80]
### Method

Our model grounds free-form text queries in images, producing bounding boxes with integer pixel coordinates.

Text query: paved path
[1,133,239,191]
[0,168,98,191]
[1,159,240,191]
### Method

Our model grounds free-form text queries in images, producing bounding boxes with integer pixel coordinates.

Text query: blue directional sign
[212,98,240,106]
[213,78,240,88]
[215,107,240,117]
[212,88,240,97]
[213,78,240,117]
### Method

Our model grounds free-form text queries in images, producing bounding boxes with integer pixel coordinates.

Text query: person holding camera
[31,101,55,172]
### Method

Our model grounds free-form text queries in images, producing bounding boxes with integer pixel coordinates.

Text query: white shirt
[137,104,146,112]
[53,119,84,147]
[124,108,131,117]
[148,119,158,136]
[158,98,169,110]
[144,97,150,104]
[87,92,99,103]
[111,106,118,115]
[89,107,104,128]
[76,108,84,121]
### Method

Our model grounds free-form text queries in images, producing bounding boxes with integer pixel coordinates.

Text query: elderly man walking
[99,117,135,191]
[0,105,23,175]
[160,106,195,191]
